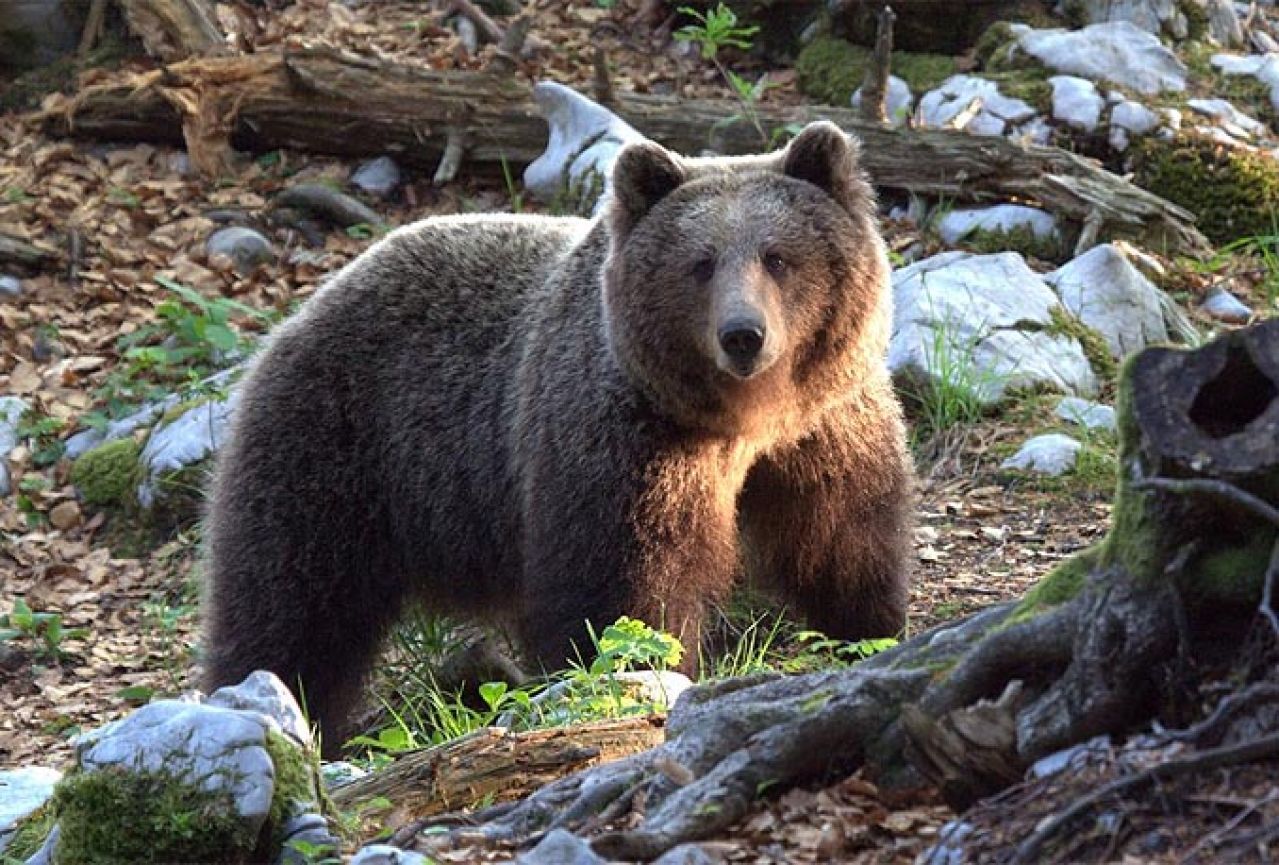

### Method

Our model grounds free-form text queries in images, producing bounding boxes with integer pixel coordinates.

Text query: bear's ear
[608,141,686,237]
[780,121,866,214]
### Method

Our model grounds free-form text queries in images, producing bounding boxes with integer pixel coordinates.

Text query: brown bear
[201,121,914,749]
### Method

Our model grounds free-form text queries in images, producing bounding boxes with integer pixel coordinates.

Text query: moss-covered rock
[1132,131,1279,244]
[51,767,255,864]
[1048,305,1120,386]
[795,36,956,105]
[962,224,1065,263]
[70,438,141,507]
[3,801,57,861]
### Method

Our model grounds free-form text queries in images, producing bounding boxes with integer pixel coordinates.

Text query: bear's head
[602,121,892,441]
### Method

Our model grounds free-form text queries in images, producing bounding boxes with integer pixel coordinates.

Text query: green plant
[785,631,898,672]
[1205,220,1279,310]
[905,308,1003,439]
[16,411,66,468]
[701,609,787,679]
[675,4,768,143]
[0,598,89,661]
[500,156,525,214]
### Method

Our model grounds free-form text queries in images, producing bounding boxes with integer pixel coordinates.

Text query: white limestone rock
[1001,433,1081,476]
[934,205,1058,246]
[851,75,915,126]
[1055,397,1117,432]
[917,75,1037,136]
[1011,22,1188,95]
[1050,75,1104,131]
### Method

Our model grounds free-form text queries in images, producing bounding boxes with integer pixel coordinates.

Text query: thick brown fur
[201,122,915,749]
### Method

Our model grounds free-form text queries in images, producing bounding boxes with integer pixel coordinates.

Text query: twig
[1013,732,1279,863]
[491,14,531,73]
[858,5,895,124]
[1073,208,1105,258]
[1176,789,1279,864]
[1167,682,1279,746]
[78,0,109,59]
[433,127,468,186]
[592,46,614,106]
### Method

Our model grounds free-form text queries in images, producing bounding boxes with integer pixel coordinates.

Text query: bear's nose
[718,319,766,364]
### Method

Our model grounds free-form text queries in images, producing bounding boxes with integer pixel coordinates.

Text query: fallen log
[0,232,65,272]
[329,716,665,821]
[39,43,1209,254]
[119,0,226,61]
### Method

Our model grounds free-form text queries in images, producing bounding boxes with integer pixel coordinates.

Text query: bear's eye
[762,251,787,278]
[691,257,716,283]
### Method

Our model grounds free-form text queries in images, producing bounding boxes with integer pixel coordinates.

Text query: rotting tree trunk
[37,44,1209,255]
[378,319,1279,862]
[330,718,664,823]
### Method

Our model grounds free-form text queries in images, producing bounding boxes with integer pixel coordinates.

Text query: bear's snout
[717,317,767,377]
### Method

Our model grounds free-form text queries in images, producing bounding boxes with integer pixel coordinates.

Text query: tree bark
[374,319,1279,862]
[118,0,226,61]
[38,44,1209,255]
[330,717,664,822]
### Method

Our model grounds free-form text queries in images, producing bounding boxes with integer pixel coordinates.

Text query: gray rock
[0,767,61,838]
[1212,52,1279,111]
[1109,100,1161,150]
[1050,75,1104,131]
[851,75,915,126]
[1200,287,1252,323]
[517,828,608,865]
[1001,433,1081,475]
[889,252,1098,405]
[1011,22,1188,95]
[1046,244,1197,359]
[1010,116,1054,146]
[934,205,1057,246]
[76,701,277,827]
[351,157,402,198]
[1055,397,1117,431]
[0,0,82,69]
[207,669,312,746]
[0,275,21,297]
[276,813,340,865]
[1028,735,1112,779]
[1207,0,1245,47]
[1069,0,1183,35]
[0,397,28,456]
[136,390,239,507]
[653,843,720,864]
[1187,97,1266,139]
[524,81,645,213]
[349,844,432,865]
[918,75,1036,134]
[207,226,274,274]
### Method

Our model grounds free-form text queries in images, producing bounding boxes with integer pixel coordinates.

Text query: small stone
[516,829,607,865]
[0,397,28,456]
[0,275,21,297]
[1049,76,1104,132]
[1200,287,1252,324]
[350,157,402,198]
[1186,97,1266,139]
[653,843,720,865]
[349,844,431,865]
[48,500,82,531]
[918,76,1036,132]
[206,227,274,275]
[935,205,1058,246]
[320,761,368,789]
[1001,433,1081,476]
[1055,397,1117,431]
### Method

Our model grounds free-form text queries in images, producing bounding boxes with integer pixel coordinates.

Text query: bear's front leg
[517,441,742,675]
[739,398,915,641]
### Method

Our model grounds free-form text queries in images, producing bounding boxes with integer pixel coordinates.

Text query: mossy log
[38,43,1208,254]
[386,319,1279,862]
[329,717,664,820]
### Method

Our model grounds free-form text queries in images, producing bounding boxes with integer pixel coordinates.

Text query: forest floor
[1,0,1272,861]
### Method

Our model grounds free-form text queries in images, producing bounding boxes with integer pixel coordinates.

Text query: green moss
[1133,131,1279,245]
[795,36,956,105]
[974,21,1017,70]
[51,767,255,864]
[1186,533,1274,604]
[1006,545,1099,625]
[4,802,56,861]
[1048,305,1119,385]
[962,224,1064,262]
[159,397,213,427]
[1179,0,1209,42]
[263,730,325,850]
[70,438,141,507]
